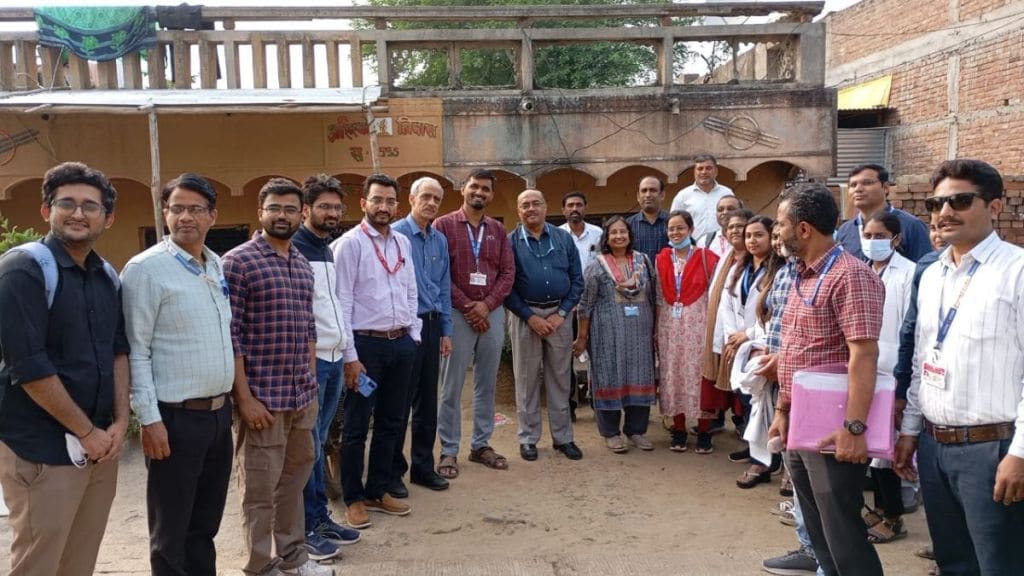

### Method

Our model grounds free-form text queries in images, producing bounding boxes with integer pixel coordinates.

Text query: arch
[535,167,598,208]
[733,160,804,215]
[1,177,42,201]
[242,174,295,198]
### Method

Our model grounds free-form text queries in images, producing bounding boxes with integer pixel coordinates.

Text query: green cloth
[34,6,155,62]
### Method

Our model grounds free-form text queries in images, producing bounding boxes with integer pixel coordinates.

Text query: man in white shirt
[895,159,1024,575]
[670,154,736,240]
[697,195,743,258]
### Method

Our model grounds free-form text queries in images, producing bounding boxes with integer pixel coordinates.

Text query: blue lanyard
[172,247,229,298]
[935,260,981,350]
[466,222,485,270]
[520,225,554,259]
[794,245,843,306]
[671,249,691,299]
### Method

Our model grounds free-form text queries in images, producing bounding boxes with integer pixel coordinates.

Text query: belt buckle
[387,329,401,340]
[210,395,225,410]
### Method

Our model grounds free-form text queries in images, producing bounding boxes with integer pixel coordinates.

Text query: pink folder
[787,363,895,460]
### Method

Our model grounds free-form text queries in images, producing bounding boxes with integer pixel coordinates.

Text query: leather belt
[419,311,441,320]
[159,393,228,412]
[525,299,561,308]
[924,420,1015,445]
[354,327,408,340]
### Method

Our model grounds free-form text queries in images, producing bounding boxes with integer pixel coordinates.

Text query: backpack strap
[7,241,59,308]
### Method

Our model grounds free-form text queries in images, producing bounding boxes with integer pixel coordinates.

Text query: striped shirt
[765,261,797,354]
[223,233,317,411]
[777,247,884,409]
[902,232,1024,459]
[121,238,234,425]
[626,210,669,263]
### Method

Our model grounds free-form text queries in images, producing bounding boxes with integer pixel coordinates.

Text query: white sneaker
[282,559,335,576]
[628,434,654,451]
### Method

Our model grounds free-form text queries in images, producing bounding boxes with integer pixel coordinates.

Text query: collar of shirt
[163,236,219,271]
[939,230,999,271]
[43,233,104,271]
[560,222,598,240]
[796,243,842,278]
[252,230,300,260]
[402,213,434,238]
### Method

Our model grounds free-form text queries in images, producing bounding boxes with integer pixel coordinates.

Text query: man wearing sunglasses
[836,164,932,262]
[895,159,1024,575]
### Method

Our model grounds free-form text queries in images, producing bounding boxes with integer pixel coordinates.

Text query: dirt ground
[1,375,933,576]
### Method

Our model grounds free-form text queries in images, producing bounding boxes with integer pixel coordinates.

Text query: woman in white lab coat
[861,210,914,543]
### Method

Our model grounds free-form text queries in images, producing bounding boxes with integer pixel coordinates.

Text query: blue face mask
[668,236,692,250]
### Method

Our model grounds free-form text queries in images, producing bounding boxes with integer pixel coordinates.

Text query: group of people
[0,154,1021,576]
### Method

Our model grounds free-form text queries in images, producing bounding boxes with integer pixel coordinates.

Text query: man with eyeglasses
[506,190,584,462]
[120,173,234,576]
[0,162,130,575]
[223,178,329,576]
[333,174,420,530]
[291,174,360,560]
[836,164,931,262]
[895,159,1024,575]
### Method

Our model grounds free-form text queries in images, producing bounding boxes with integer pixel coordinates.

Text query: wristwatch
[844,419,867,436]
[557,309,568,318]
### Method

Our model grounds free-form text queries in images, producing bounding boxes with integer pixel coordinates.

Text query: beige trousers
[510,304,575,446]
[0,440,118,576]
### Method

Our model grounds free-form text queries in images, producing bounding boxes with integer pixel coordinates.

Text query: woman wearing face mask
[654,211,720,452]
[860,210,914,544]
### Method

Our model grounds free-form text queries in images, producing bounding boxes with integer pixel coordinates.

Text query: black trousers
[147,401,233,576]
[870,466,905,518]
[393,313,442,480]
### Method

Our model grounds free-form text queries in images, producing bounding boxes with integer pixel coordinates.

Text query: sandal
[736,467,771,489]
[779,477,794,497]
[866,517,907,544]
[468,446,508,470]
[437,455,459,479]
[862,506,884,529]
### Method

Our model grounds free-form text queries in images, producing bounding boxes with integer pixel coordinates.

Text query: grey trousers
[438,307,505,457]
[509,305,574,446]
[787,449,883,576]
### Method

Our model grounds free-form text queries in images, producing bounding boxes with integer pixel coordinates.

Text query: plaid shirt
[434,208,515,313]
[765,261,797,354]
[626,210,669,263]
[777,247,884,409]
[223,233,317,411]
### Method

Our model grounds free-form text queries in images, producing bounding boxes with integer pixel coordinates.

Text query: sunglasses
[923,191,984,213]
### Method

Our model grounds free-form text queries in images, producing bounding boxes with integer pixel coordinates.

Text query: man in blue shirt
[835,164,931,262]
[626,175,669,263]
[505,189,584,462]
[391,177,454,493]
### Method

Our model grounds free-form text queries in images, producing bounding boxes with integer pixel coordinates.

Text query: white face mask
[861,238,895,262]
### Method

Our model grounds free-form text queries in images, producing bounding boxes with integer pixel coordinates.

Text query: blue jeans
[302,358,343,532]
[918,432,1024,576]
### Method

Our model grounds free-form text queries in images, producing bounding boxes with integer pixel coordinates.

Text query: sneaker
[690,421,726,435]
[605,435,629,453]
[345,501,371,529]
[694,432,714,454]
[762,548,818,575]
[304,531,340,561]
[281,559,335,576]
[779,509,797,527]
[316,517,360,545]
[729,447,751,463]
[669,430,688,452]
[628,434,654,451]
[364,494,411,516]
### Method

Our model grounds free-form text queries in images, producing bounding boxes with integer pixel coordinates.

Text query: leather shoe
[520,443,538,461]
[410,471,449,491]
[387,478,409,499]
[554,442,583,460]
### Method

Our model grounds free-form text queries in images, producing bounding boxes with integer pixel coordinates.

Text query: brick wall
[826,0,949,69]
[959,0,1017,21]
[890,178,1024,245]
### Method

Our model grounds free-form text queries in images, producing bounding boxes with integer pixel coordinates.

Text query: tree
[361,0,694,89]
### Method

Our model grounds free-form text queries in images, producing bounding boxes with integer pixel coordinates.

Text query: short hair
[729,208,755,223]
[864,210,901,237]
[301,174,343,206]
[848,163,890,185]
[599,215,634,255]
[162,173,217,208]
[562,191,587,206]
[717,195,743,209]
[693,154,718,166]
[779,182,839,236]
[410,176,443,198]
[362,173,400,198]
[464,169,496,189]
[258,177,303,206]
[929,159,1004,202]
[639,175,665,192]
[41,161,117,213]
[667,209,694,230]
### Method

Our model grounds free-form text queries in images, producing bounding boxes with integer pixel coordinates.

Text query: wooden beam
[199,39,218,88]
[224,39,241,89]
[518,35,533,92]
[447,42,461,89]
[148,44,167,89]
[122,52,143,89]
[276,39,290,88]
[148,108,163,242]
[96,60,117,89]
[376,38,390,92]
[65,53,91,89]
[38,46,66,89]
[0,42,14,91]
[14,40,37,90]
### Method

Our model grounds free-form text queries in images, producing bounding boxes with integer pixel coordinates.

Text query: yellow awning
[838,75,892,110]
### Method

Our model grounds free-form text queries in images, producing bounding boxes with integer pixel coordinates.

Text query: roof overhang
[837,75,891,111]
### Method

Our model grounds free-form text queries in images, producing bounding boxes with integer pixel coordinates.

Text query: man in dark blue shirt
[626,175,669,263]
[835,164,931,262]
[506,189,584,462]
[0,162,130,575]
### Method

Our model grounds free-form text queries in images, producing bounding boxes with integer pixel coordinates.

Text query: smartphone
[357,372,378,398]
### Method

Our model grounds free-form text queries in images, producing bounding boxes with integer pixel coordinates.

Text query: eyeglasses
[314,203,345,213]
[166,204,210,216]
[261,205,301,216]
[924,191,984,213]
[51,198,105,216]
[366,197,398,207]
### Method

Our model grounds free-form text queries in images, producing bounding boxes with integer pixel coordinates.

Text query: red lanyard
[360,222,404,275]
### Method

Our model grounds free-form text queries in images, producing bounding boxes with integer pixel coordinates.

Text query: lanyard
[520,225,554,259]
[794,245,843,306]
[740,262,764,306]
[935,259,981,350]
[361,222,404,275]
[671,248,691,300]
[466,222,485,271]
[170,244,228,298]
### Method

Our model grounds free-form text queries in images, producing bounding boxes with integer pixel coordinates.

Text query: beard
[264,220,298,240]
